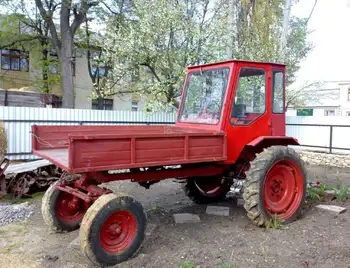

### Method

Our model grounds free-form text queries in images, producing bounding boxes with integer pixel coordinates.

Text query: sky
[291,0,350,83]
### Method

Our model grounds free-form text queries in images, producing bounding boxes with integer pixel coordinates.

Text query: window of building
[1,49,29,71]
[272,71,284,113]
[324,110,335,116]
[231,67,266,125]
[346,111,350,116]
[348,88,350,101]
[132,100,138,111]
[91,98,113,110]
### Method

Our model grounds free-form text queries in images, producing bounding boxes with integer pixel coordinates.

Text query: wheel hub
[108,223,122,237]
[67,199,78,211]
[55,192,85,223]
[100,210,137,253]
[263,160,304,220]
[271,180,283,195]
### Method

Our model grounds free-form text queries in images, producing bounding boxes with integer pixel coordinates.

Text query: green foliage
[0,13,39,50]
[180,261,195,268]
[265,214,282,230]
[307,183,327,201]
[104,0,228,111]
[104,0,312,110]
[331,178,350,202]
[0,121,7,159]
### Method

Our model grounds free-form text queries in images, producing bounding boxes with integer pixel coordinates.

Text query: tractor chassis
[56,163,227,204]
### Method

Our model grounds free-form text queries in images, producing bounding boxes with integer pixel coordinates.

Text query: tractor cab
[176,60,294,163]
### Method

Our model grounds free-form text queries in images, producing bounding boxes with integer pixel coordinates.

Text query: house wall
[287,81,350,117]
[73,50,147,111]
[1,47,148,111]
[286,107,341,117]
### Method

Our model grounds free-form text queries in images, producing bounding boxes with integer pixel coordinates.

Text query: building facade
[0,47,146,111]
[286,81,350,117]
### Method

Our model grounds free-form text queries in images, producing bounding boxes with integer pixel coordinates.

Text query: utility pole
[227,0,235,59]
[279,0,292,61]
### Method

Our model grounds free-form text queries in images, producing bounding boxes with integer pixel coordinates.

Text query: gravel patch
[0,201,34,226]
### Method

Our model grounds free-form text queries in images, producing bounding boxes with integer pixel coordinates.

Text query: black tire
[41,181,86,232]
[243,146,307,227]
[79,193,146,267]
[184,176,231,204]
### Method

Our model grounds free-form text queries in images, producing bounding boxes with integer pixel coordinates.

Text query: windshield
[179,67,230,124]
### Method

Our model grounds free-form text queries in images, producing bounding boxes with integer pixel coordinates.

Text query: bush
[0,121,7,159]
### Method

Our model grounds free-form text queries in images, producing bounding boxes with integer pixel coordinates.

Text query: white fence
[286,116,350,155]
[1,106,350,160]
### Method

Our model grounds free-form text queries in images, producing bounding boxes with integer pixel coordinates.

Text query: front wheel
[243,146,307,227]
[79,193,146,266]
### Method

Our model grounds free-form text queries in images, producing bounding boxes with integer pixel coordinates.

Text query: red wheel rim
[263,159,304,220]
[55,192,85,223]
[194,178,223,197]
[100,211,137,253]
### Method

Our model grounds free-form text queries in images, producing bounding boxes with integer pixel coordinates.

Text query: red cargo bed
[31,125,227,173]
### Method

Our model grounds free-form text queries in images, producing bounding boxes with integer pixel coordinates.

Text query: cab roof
[187,59,286,70]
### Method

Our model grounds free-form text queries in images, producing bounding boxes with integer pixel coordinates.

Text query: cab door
[224,62,272,163]
[270,69,286,136]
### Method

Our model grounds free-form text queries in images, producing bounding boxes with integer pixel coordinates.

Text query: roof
[187,59,286,70]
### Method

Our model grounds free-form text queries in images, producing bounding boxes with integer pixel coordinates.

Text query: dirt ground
[1,163,350,268]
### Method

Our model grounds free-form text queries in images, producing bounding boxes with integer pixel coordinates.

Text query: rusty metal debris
[1,159,62,199]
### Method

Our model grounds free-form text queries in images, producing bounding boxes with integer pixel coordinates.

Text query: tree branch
[71,0,99,36]
[306,0,317,24]
[140,62,161,82]
[99,0,122,15]
[35,0,61,52]
[0,36,40,50]
[85,19,95,82]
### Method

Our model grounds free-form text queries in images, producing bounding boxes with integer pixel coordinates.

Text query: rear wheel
[80,193,146,266]
[184,176,231,204]
[41,181,87,232]
[243,146,307,226]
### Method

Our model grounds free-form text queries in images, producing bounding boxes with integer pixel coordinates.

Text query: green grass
[180,261,195,268]
[1,190,45,204]
[307,183,327,201]
[220,264,235,268]
[147,205,166,213]
[265,214,282,229]
[331,178,350,202]
[306,179,350,202]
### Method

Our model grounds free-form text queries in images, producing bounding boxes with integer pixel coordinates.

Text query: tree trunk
[59,32,75,108]
[41,48,49,94]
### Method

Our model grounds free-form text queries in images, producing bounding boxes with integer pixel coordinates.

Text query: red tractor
[32,60,307,266]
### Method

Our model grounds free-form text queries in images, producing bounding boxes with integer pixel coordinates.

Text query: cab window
[231,68,266,125]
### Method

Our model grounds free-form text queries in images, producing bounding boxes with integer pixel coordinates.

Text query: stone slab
[173,213,200,224]
[316,204,346,214]
[206,206,230,216]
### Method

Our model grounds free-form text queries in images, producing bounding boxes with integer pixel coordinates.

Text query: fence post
[329,126,333,154]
